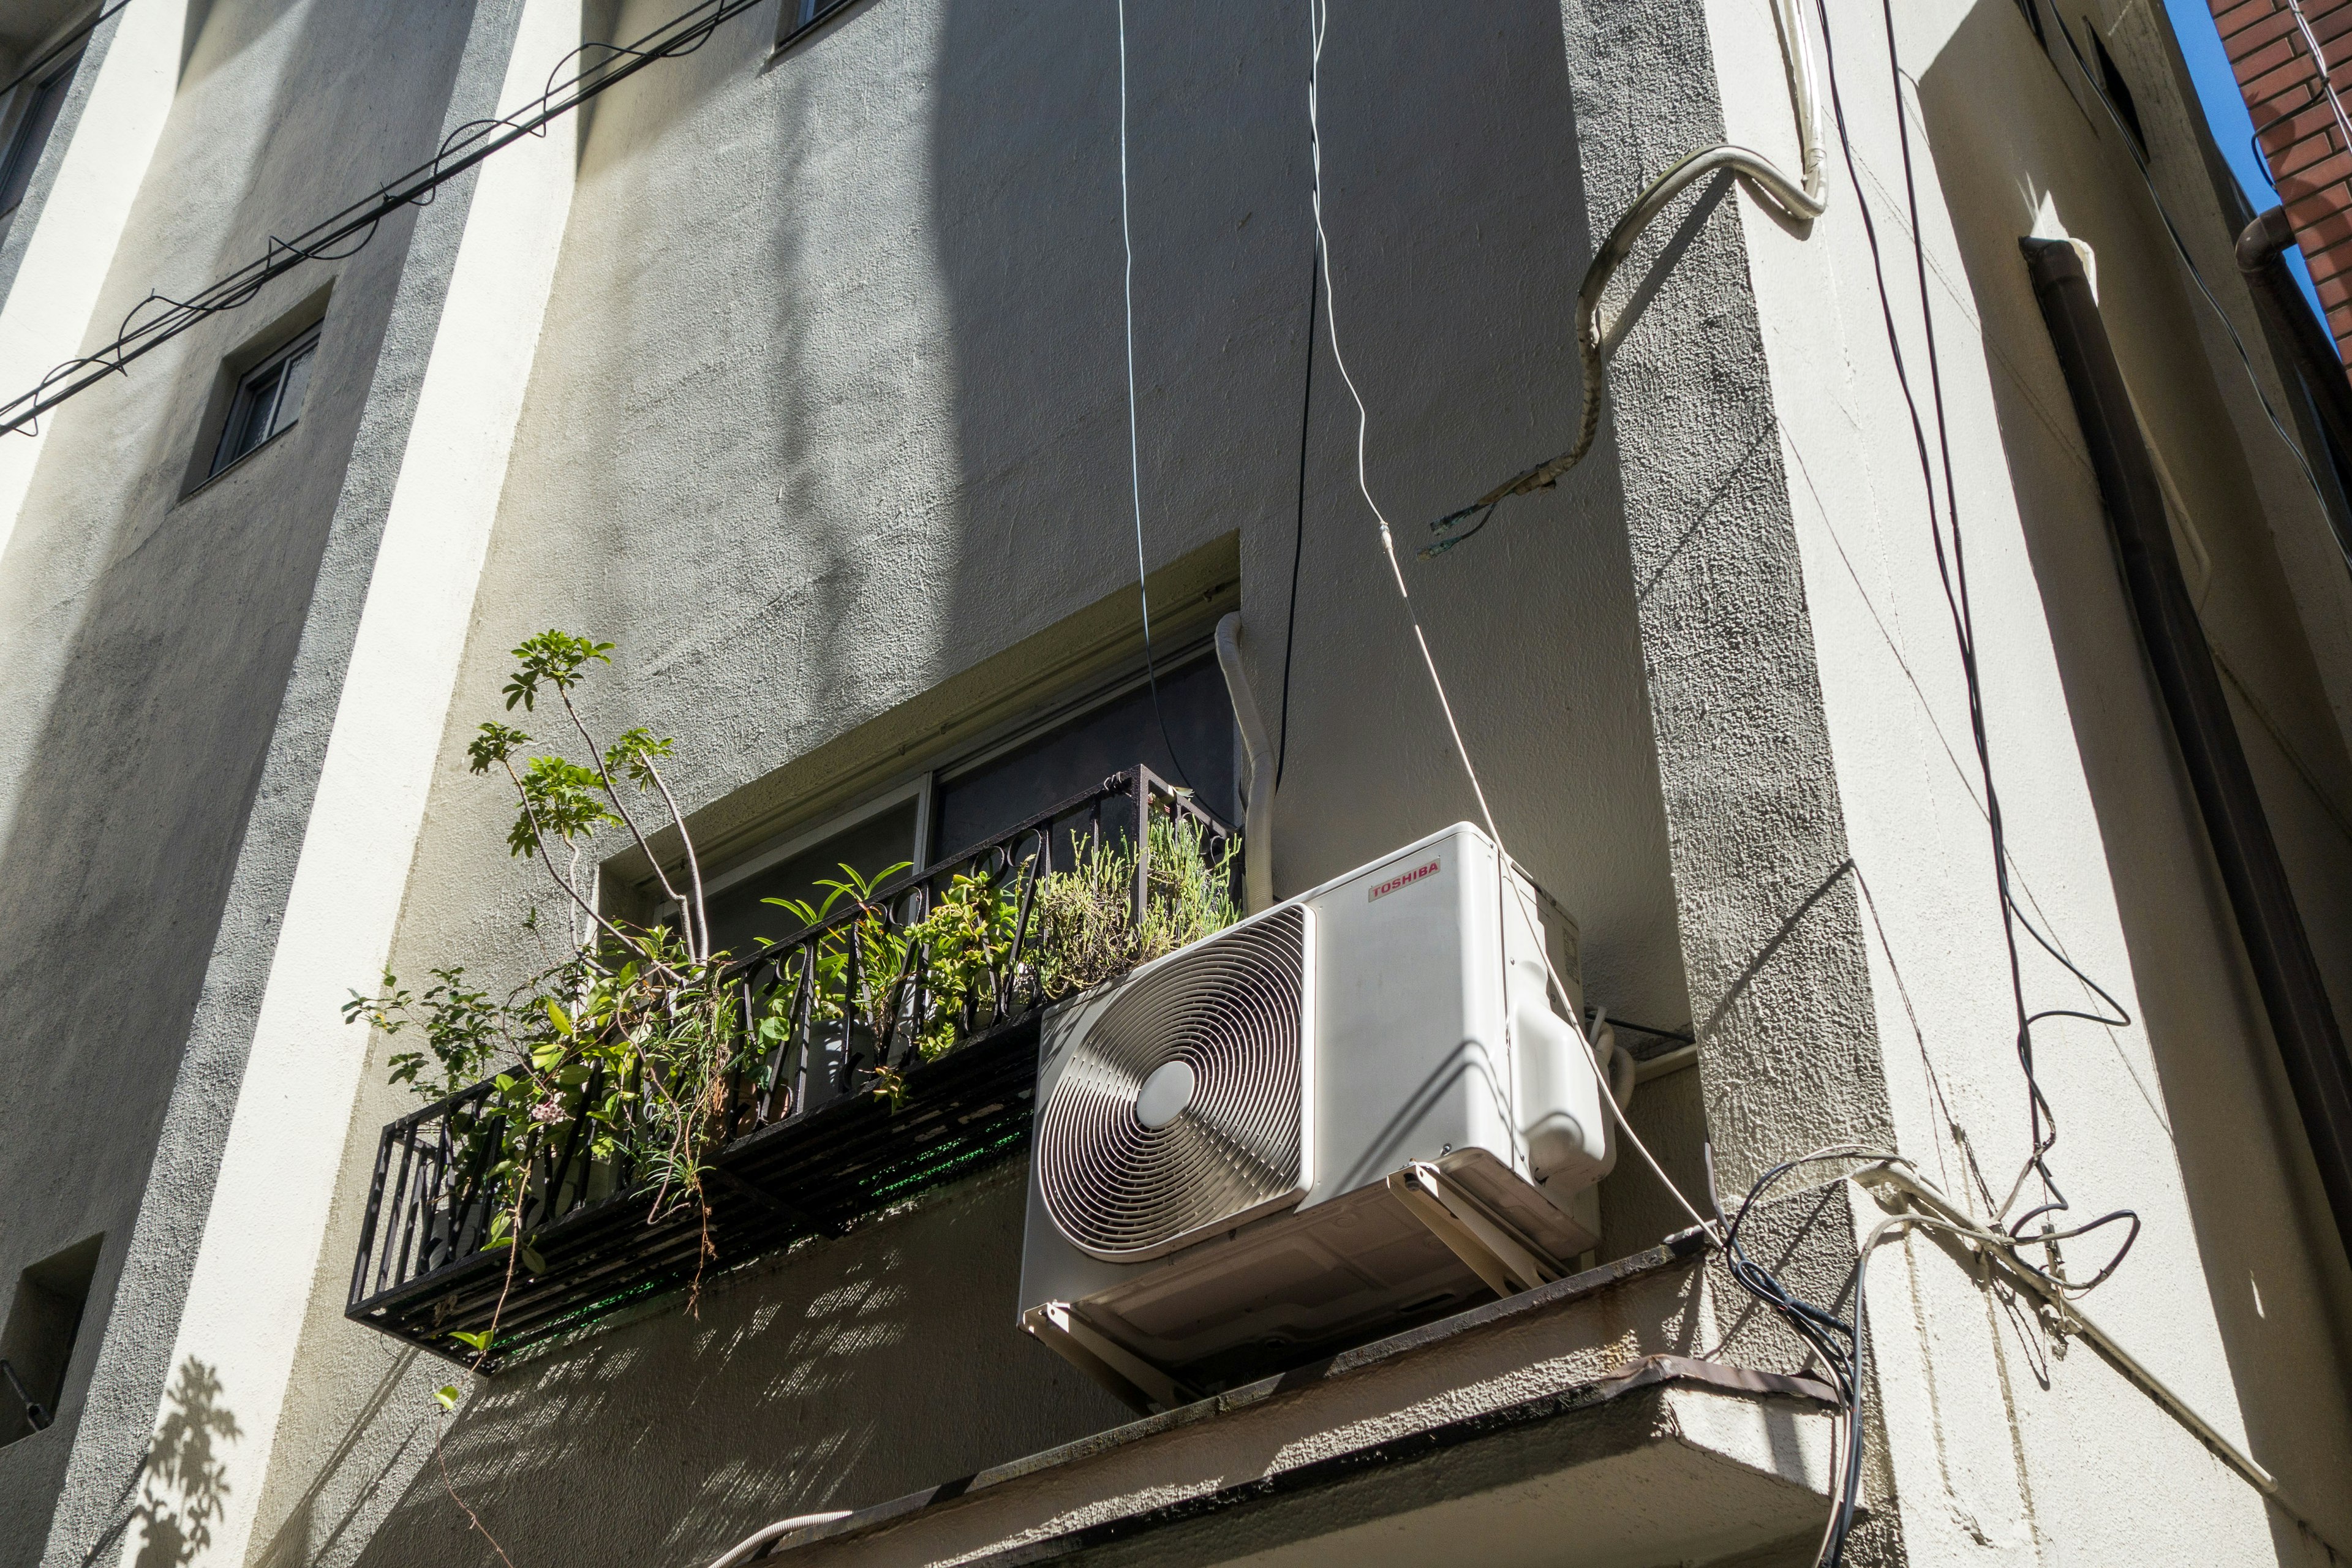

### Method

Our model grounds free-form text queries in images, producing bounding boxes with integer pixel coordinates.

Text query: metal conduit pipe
[2236,206,2352,508]
[1425,0,1827,546]
[1215,612,1275,913]
[2023,236,2352,1268]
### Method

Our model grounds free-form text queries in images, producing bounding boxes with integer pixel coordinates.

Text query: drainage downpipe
[2236,205,2352,497]
[2024,236,2352,1268]
[1215,612,1275,913]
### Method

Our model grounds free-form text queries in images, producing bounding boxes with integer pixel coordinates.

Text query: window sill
[767,0,870,64]
[178,418,297,504]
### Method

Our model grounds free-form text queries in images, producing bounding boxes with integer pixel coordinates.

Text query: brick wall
[2212,0,2352,363]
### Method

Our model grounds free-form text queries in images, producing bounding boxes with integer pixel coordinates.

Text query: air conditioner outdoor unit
[1018,822,1617,1411]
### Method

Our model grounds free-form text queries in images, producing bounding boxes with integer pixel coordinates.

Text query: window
[1,1235,100,1444]
[0,50,81,219]
[929,655,1237,859]
[210,326,319,476]
[685,649,1240,954]
[2085,22,2146,158]
[777,0,856,45]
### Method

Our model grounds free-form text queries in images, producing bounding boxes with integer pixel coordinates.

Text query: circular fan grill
[1038,907,1310,1262]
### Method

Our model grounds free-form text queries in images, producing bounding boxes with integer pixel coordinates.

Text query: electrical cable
[1303,0,1714,1243]
[0,0,771,439]
[1277,243,1317,789]
[1112,0,1194,791]
[1417,0,1828,556]
[1820,0,2138,1254]
[2051,13,2352,576]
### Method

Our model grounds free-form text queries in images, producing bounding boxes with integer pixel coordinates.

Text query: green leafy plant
[347,636,1240,1371]
[1037,813,1239,998]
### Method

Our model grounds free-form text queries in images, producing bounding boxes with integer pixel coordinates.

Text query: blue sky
[2163,0,2329,318]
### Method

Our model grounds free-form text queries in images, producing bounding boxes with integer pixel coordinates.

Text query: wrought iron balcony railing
[346,767,1234,1368]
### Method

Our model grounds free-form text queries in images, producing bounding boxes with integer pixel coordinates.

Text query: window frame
[208,324,321,479]
[774,0,862,53]
[652,633,1240,931]
[0,48,83,219]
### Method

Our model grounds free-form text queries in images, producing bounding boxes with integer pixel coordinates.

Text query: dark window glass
[2086,24,2146,157]
[701,799,920,957]
[2011,0,2044,45]
[1,1235,100,1446]
[780,0,854,41]
[930,655,1237,861]
[211,330,318,475]
[0,51,80,217]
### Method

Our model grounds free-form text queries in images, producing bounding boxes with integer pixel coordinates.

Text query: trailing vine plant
[344,633,1242,1365]
[341,636,1242,1561]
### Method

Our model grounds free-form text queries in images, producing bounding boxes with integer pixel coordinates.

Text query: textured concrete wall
[0,2,503,1563]
[1718,0,2352,1558]
[247,0,1710,1561]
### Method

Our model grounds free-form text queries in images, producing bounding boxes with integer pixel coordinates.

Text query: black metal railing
[347,767,1233,1366]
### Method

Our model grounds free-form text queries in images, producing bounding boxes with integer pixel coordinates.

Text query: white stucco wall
[132,1,581,1561]
[1712,0,2352,1558]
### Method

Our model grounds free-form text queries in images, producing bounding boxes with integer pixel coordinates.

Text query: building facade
[1,0,2349,1564]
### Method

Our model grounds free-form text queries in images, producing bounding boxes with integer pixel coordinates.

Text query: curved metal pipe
[1427,0,1826,546]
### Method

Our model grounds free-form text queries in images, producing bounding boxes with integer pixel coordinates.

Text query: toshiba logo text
[1368,859,1440,902]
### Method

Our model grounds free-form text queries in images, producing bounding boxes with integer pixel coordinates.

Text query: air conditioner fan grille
[1038,907,1309,1261]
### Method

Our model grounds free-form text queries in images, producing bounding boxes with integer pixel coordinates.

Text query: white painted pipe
[705,1512,854,1568]
[1214,612,1275,914]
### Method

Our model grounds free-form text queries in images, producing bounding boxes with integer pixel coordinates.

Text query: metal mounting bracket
[1020,1300,1200,1415]
[1385,1160,1565,1298]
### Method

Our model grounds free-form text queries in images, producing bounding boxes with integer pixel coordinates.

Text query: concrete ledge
[742,1234,1836,1568]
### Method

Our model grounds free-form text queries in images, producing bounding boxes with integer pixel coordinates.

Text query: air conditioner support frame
[1021,1300,1201,1415]
[1385,1160,1565,1298]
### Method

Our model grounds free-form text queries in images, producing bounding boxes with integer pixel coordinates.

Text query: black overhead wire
[1277,238,1317,788]
[0,0,771,439]
[1814,0,2137,1262]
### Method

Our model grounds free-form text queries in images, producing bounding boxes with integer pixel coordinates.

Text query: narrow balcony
[345,767,1234,1368]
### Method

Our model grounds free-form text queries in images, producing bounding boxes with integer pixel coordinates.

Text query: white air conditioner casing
[1018,823,1615,1407]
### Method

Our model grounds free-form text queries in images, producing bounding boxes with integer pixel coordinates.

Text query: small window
[211,326,318,475]
[1,1235,101,1444]
[0,50,81,218]
[2086,23,2146,158]
[777,0,856,45]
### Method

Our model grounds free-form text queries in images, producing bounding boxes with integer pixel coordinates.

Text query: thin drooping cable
[1113,0,1193,790]
[1277,244,1317,788]
[1826,0,2136,1261]
[0,0,771,439]
[1419,0,1828,556]
[1303,0,1711,1240]
[2053,15,2350,576]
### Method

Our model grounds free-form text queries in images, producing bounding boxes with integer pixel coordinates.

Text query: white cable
[1306,0,1714,1240]
[1114,0,1169,712]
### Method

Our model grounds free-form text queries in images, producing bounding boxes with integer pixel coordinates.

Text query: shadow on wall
[0,0,475,1485]
[919,0,1690,1026]
[132,1357,241,1568]
[344,1165,1126,1568]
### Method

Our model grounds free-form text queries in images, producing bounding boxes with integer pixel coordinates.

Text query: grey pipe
[1215,612,1275,913]
[2236,205,2352,499]
[2024,236,2352,1268]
